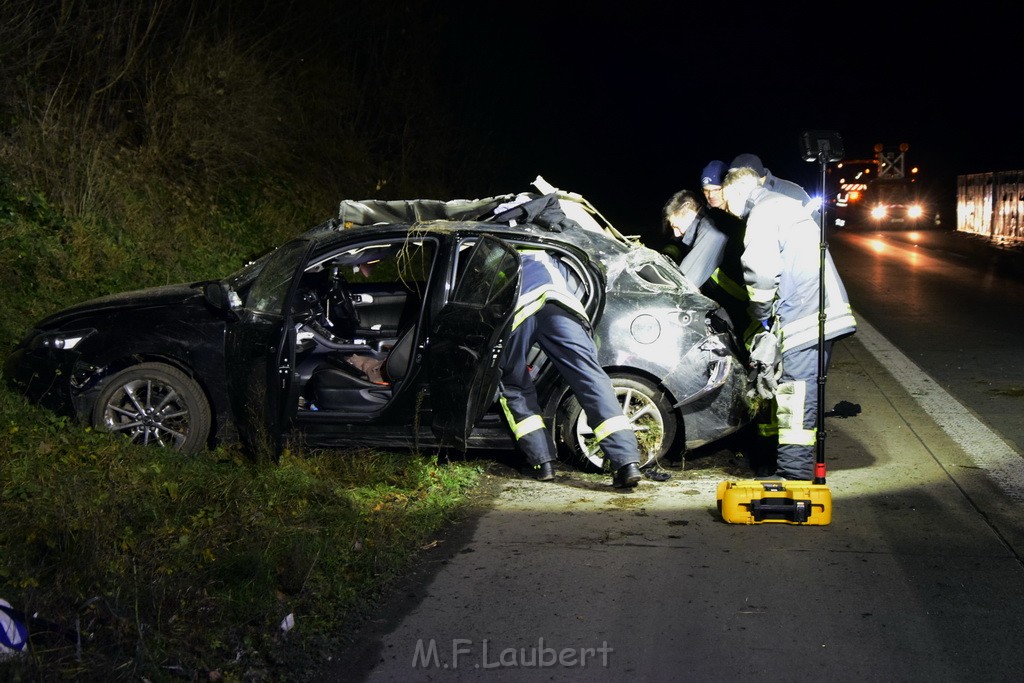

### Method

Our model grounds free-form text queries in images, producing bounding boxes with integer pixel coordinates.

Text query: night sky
[434,2,1020,232]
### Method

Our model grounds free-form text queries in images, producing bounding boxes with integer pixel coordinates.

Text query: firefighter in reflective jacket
[722,167,858,480]
[498,250,643,488]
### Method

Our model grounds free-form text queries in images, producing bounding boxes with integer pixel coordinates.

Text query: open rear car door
[429,236,520,449]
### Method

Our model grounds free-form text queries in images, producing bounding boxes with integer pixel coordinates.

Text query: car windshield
[225,249,274,292]
[224,218,340,293]
[244,239,312,315]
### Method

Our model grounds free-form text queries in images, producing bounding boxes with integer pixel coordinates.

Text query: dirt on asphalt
[325,434,757,678]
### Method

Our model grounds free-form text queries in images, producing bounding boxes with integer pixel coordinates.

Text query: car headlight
[29,329,95,351]
[907,204,924,219]
[870,205,887,220]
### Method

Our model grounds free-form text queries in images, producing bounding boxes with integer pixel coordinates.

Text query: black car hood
[36,281,211,328]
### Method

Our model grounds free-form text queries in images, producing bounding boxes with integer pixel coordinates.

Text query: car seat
[307,325,417,411]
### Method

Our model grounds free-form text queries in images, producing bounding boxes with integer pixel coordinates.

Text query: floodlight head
[800,130,844,163]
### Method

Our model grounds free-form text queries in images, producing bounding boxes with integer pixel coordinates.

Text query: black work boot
[612,462,642,488]
[533,461,556,482]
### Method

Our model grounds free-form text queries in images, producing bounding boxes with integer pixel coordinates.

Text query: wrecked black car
[4,178,753,470]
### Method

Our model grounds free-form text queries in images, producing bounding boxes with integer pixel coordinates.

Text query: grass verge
[0,386,484,681]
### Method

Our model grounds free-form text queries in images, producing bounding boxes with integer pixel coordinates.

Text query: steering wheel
[291,288,323,323]
[328,272,360,330]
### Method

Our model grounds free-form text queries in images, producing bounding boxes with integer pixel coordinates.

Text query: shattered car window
[245,239,310,315]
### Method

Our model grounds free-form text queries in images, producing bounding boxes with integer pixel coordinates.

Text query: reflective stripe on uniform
[592,414,632,444]
[499,397,546,440]
[780,302,857,352]
[710,268,746,301]
[776,380,816,446]
[511,294,546,331]
[511,285,588,331]
[746,284,776,303]
[779,426,816,446]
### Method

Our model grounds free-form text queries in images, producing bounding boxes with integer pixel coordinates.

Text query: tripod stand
[800,130,845,485]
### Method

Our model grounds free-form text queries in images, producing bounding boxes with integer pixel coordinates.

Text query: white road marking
[855,313,1024,503]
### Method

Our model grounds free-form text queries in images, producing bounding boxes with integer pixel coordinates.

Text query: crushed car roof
[336,175,636,244]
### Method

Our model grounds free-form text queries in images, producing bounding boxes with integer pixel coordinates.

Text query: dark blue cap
[700,160,728,188]
[729,153,766,176]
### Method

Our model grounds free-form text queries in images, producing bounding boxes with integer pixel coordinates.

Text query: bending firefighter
[498,250,643,488]
[722,166,857,480]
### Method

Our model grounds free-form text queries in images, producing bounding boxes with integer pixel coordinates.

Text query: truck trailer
[957,171,1024,246]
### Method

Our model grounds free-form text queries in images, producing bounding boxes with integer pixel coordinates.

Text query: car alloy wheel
[560,374,677,472]
[91,362,211,455]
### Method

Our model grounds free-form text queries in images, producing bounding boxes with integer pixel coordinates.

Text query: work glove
[746,330,782,400]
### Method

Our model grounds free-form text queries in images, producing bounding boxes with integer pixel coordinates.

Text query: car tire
[559,374,678,473]
[91,362,211,455]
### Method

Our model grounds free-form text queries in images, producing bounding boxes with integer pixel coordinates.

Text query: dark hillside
[0,0,483,338]
[0,3,495,679]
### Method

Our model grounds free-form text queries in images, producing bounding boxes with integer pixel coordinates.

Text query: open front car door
[225,238,315,459]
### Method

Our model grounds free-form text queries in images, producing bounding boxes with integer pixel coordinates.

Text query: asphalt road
[323,230,1024,682]
[828,228,1024,457]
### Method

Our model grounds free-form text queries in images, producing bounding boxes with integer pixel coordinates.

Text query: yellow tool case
[717,480,832,525]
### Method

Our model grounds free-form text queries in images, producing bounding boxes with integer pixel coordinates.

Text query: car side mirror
[204,282,238,313]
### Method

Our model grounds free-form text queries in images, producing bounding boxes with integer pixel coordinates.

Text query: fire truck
[833,143,930,229]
